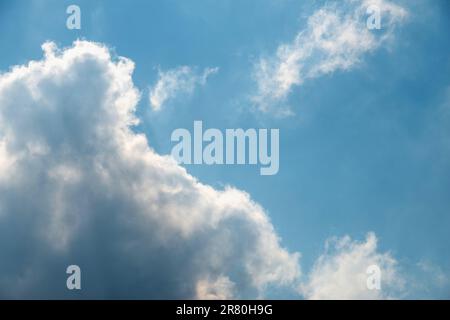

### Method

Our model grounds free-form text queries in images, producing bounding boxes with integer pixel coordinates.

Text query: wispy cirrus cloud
[149,65,218,111]
[252,0,408,116]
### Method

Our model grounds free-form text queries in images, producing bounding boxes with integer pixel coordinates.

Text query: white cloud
[149,66,218,111]
[0,41,298,298]
[252,0,408,116]
[299,232,405,299]
[0,139,16,183]
[196,275,235,300]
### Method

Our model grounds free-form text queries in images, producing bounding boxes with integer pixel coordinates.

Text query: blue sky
[0,0,449,299]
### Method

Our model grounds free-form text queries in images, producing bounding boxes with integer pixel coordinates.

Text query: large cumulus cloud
[0,41,300,299]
